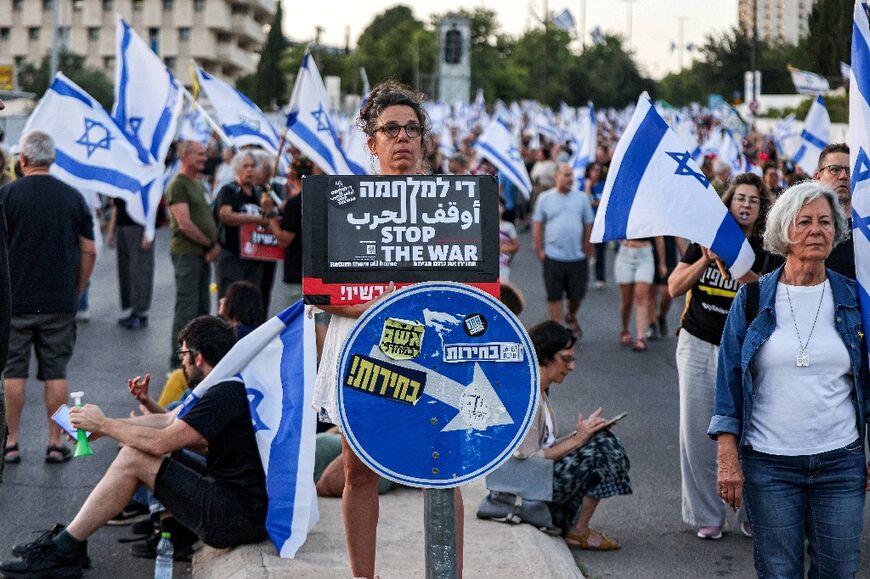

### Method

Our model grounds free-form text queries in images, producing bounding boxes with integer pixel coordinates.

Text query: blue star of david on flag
[508,146,522,163]
[128,117,143,138]
[76,118,114,158]
[311,104,332,133]
[666,151,709,188]
[246,387,270,432]
[852,146,870,190]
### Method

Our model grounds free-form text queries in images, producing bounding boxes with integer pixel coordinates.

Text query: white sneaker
[697,526,723,540]
[740,520,752,538]
[76,310,90,323]
[594,280,606,290]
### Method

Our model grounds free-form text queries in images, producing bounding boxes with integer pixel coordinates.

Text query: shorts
[543,257,588,303]
[154,450,268,549]
[4,314,77,380]
[614,245,654,285]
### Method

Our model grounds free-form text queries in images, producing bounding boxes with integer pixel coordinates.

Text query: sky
[283,0,739,80]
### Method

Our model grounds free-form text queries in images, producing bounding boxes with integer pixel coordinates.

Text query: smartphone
[603,411,629,428]
[51,404,92,439]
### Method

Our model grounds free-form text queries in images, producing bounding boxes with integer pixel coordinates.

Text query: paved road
[2,226,869,578]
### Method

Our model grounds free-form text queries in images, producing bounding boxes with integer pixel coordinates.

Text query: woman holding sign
[312,81,462,579]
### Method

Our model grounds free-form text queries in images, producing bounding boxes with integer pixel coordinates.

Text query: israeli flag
[570,104,596,187]
[177,103,212,144]
[793,95,830,175]
[178,302,318,558]
[850,0,870,356]
[590,92,755,278]
[193,65,282,155]
[113,16,183,164]
[476,115,533,200]
[24,73,164,238]
[789,67,830,95]
[719,129,744,175]
[773,113,797,157]
[286,52,364,175]
[553,8,575,32]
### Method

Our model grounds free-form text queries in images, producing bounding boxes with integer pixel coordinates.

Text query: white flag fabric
[790,67,830,95]
[773,113,797,156]
[194,65,282,156]
[177,102,212,144]
[571,104,596,187]
[842,60,853,82]
[476,116,533,200]
[553,8,575,32]
[793,95,831,175]
[286,52,364,175]
[177,301,318,558]
[850,0,870,356]
[113,16,183,164]
[719,129,744,175]
[590,92,755,278]
[24,73,164,237]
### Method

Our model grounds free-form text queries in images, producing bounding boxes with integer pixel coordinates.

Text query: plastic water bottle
[154,532,173,579]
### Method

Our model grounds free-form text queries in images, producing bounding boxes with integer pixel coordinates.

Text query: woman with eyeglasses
[515,321,631,551]
[311,81,456,579]
[668,173,770,541]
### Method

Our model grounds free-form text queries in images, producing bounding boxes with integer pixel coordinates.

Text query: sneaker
[697,526,723,540]
[645,323,659,341]
[1,538,82,578]
[130,516,157,536]
[130,518,197,561]
[594,280,606,290]
[10,525,91,570]
[118,315,148,330]
[740,520,753,538]
[76,310,90,323]
[107,501,149,526]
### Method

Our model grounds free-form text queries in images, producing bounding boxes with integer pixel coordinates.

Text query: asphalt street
[1,226,870,578]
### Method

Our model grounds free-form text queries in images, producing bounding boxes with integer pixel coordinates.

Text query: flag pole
[184,62,233,147]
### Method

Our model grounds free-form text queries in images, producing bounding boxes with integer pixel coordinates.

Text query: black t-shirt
[280,194,302,284]
[180,380,267,516]
[216,183,262,256]
[114,198,136,227]
[0,175,94,314]
[679,237,766,346]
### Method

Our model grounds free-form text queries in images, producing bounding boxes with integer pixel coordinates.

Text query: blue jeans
[742,440,866,579]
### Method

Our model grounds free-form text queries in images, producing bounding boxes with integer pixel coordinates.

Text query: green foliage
[764,94,848,124]
[510,24,574,106]
[354,5,436,89]
[250,1,288,110]
[794,0,851,80]
[568,35,653,108]
[17,49,113,110]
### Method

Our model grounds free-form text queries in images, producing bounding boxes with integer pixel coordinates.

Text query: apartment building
[0,0,276,84]
[738,0,816,45]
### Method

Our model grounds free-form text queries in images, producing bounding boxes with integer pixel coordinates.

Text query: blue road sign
[338,282,539,488]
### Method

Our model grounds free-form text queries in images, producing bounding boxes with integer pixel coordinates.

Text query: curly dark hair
[357,80,431,139]
[721,172,771,237]
[528,320,576,366]
[178,315,237,367]
[222,281,265,329]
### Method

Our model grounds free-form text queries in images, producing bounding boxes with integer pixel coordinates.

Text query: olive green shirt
[166,173,217,256]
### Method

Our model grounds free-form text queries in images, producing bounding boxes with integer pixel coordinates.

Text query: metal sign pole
[424,488,457,579]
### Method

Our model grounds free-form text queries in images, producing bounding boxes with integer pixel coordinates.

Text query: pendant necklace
[784,280,825,368]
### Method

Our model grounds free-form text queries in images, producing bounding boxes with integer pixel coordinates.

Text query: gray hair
[19,130,55,167]
[232,150,258,175]
[762,180,849,256]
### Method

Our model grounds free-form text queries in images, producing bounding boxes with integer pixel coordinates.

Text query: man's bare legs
[44,379,70,448]
[548,301,563,323]
[3,378,24,451]
[3,378,70,452]
[65,446,163,540]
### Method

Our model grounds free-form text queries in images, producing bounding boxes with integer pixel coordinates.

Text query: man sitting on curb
[1,316,268,578]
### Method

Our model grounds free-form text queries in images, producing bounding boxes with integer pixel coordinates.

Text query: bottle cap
[161,532,171,539]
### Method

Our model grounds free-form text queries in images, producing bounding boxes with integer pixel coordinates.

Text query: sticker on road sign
[338,282,539,488]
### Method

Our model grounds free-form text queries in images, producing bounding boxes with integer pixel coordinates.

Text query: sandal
[631,338,648,352]
[45,444,72,464]
[565,314,581,339]
[619,330,632,346]
[564,529,621,551]
[3,443,21,464]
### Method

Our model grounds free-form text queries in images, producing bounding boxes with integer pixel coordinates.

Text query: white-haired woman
[711,181,870,577]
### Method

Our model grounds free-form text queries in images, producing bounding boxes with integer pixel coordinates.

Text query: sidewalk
[192,478,584,578]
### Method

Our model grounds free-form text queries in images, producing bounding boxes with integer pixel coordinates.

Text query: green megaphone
[70,391,93,457]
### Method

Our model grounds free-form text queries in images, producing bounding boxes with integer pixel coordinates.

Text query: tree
[569,35,653,108]
[17,50,113,109]
[250,1,288,109]
[355,5,436,90]
[795,0,851,81]
[510,23,574,107]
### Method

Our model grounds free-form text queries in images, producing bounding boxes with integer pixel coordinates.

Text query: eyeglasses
[821,164,850,177]
[175,349,197,361]
[373,122,423,139]
[557,354,575,364]
[734,195,760,206]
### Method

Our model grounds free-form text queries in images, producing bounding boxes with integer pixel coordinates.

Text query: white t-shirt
[746,280,858,455]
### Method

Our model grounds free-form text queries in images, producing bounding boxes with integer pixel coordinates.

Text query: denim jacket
[708,266,870,449]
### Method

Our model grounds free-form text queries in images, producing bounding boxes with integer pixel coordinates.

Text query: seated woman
[518,321,632,551]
